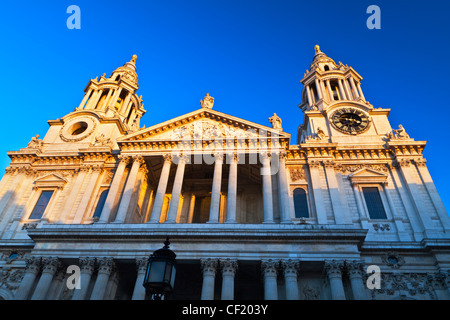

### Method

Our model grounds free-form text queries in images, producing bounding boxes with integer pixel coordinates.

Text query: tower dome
[309,45,338,72]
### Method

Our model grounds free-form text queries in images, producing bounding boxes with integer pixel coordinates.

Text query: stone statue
[27,135,44,149]
[200,93,214,109]
[393,124,409,139]
[387,124,410,140]
[268,113,282,129]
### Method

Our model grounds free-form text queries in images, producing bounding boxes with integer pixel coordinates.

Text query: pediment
[118,108,290,143]
[349,168,388,184]
[34,174,68,188]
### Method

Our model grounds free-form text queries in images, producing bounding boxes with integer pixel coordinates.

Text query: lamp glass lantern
[143,237,177,299]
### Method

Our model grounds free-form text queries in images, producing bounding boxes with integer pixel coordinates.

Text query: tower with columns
[0,48,449,301]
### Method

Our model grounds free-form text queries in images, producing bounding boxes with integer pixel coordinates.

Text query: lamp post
[143,237,177,300]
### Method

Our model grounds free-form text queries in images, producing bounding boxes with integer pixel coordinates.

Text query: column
[314,79,323,100]
[149,154,172,223]
[31,257,61,300]
[397,159,435,235]
[14,257,41,300]
[104,271,119,300]
[323,161,347,224]
[349,77,359,99]
[78,88,93,110]
[261,259,279,300]
[261,153,274,223]
[165,155,188,223]
[344,79,354,100]
[308,160,328,224]
[281,259,300,300]
[108,87,123,110]
[324,260,346,300]
[326,79,334,101]
[98,155,130,223]
[338,79,348,100]
[415,159,450,231]
[72,166,103,224]
[114,155,145,223]
[220,259,238,300]
[306,85,313,107]
[225,154,238,223]
[90,258,114,300]
[100,88,113,110]
[356,82,365,101]
[382,182,410,241]
[132,258,148,300]
[208,154,223,223]
[278,152,291,223]
[351,182,369,229]
[347,260,369,300]
[72,257,96,300]
[58,165,89,223]
[47,269,66,300]
[120,91,132,115]
[85,90,102,109]
[0,168,35,236]
[200,258,219,300]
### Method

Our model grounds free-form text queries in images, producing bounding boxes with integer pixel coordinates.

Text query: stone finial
[131,55,137,63]
[314,45,321,54]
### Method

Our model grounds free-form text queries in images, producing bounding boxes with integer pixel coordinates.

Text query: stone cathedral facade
[0,46,449,301]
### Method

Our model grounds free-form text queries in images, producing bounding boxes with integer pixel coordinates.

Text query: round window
[60,116,97,142]
[70,121,88,136]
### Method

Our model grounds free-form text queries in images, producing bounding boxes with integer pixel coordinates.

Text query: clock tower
[297,45,393,144]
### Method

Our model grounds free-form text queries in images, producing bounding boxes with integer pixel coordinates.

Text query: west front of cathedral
[0,47,449,300]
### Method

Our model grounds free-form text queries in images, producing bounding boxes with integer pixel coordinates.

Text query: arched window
[92,190,109,220]
[324,65,330,71]
[293,188,309,218]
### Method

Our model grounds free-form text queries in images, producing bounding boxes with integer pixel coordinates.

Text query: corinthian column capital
[200,258,219,276]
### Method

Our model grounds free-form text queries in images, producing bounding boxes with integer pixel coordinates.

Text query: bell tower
[41,55,147,151]
[76,55,146,130]
[297,45,393,144]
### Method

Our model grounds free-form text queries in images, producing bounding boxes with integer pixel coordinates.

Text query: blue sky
[1,0,450,211]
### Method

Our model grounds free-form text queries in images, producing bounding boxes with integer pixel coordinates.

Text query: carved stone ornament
[372,272,436,300]
[90,134,114,148]
[381,252,405,269]
[373,223,391,231]
[290,167,305,181]
[303,285,320,300]
[0,269,24,291]
[336,164,388,174]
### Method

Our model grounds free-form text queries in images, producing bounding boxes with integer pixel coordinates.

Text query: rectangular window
[29,190,54,220]
[362,187,387,220]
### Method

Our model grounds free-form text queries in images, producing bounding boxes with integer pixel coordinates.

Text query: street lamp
[143,237,177,300]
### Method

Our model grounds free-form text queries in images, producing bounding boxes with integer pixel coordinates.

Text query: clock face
[330,108,370,134]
